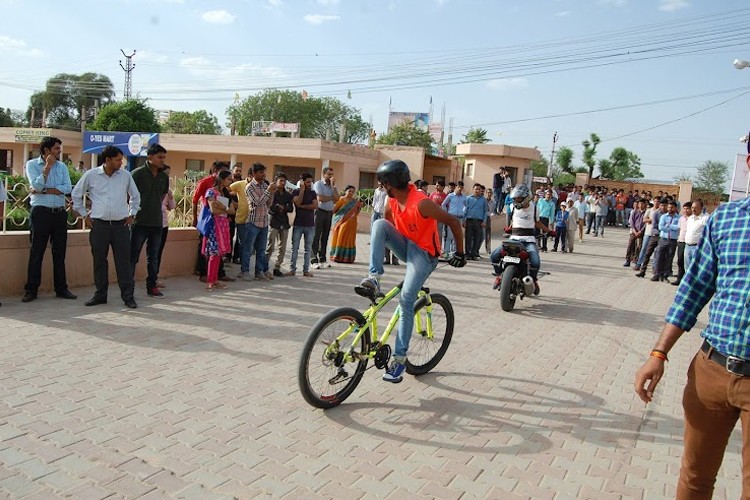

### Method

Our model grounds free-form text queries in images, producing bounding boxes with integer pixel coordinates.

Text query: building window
[465,161,475,177]
[358,172,376,189]
[186,159,205,172]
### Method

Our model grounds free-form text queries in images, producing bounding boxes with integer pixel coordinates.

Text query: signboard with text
[83,131,159,157]
[387,111,430,131]
[14,128,50,143]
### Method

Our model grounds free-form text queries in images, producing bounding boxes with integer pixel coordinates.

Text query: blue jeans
[369,219,438,361]
[684,244,699,273]
[243,224,268,275]
[130,225,162,289]
[290,225,315,273]
[595,215,606,236]
[442,217,462,255]
[493,188,503,213]
[624,208,633,227]
[490,239,541,281]
[236,222,248,271]
[636,234,651,267]
[616,209,626,226]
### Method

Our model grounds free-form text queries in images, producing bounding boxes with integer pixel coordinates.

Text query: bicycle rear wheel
[298,307,369,409]
[405,293,454,375]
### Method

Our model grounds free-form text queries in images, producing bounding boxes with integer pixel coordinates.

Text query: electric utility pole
[547,132,558,178]
[119,49,136,100]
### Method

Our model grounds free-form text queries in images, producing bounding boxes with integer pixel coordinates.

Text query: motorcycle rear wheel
[499,265,518,312]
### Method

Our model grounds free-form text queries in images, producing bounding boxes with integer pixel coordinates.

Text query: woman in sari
[329,185,362,263]
[202,170,235,290]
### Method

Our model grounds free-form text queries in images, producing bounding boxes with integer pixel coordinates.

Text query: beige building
[0,128,460,189]
[456,143,542,190]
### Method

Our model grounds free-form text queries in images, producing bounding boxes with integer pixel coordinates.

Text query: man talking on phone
[23,136,77,303]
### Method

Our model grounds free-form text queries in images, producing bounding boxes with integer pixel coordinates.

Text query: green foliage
[461,127,491,144]
[0,108,14,127]
[90,99,160,132]
[530,157,549,177]
[693,160,730,195]
[581,133,600,178]
[552,172,577,186]
[555,146,575,174]
[597,147,643,180]
[673,173,693,183]
[227,89,370,143]
[27,72,114,129]
[163,110,222,135]
[376,121,434,150]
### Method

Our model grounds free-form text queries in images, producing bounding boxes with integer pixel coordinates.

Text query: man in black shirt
[266,172,294,277]
[130,144,169,298]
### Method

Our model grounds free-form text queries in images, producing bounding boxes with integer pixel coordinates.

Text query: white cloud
[598,0,627,6]
[0,35,42,57]
[659,0,688,11]
[486,77,529,91]
[304,14,340,24]
[267,0,282,6]
[434,0,448,5]
[316,0,339,4]
[556,10,570,16]
[201,10,236,24]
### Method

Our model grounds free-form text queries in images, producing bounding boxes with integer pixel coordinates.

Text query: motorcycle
[492,239,538,312]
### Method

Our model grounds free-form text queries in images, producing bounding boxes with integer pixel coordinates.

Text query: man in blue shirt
[634,159,750,496]
[23,136,76,303]
[463,183,488,260]
[650,200,680,282]
[441,181,466,258]
[536,190,555,252]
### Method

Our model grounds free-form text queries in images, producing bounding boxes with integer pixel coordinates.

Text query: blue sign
[83,131,160,157]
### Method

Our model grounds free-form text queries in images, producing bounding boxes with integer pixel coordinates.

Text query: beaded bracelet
[650,350,669,362]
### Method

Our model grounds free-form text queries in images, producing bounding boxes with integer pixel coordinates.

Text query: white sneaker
[313,263,322,270]
[326,262,333,268]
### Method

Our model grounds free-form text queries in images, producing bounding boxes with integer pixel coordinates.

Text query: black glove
[449,252,466,268]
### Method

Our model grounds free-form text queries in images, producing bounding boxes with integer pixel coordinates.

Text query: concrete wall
[0,228,199,297]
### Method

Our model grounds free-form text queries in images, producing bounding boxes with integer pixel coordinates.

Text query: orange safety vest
[389,185,441,257]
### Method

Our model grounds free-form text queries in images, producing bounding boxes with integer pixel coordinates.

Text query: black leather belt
[466,218,483,222]
[701,340,750,377]
[35,206,66,213]
[686,243,698,246]
[93,218,127,225]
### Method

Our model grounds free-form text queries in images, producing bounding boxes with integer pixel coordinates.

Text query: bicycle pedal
[354,286,384,301]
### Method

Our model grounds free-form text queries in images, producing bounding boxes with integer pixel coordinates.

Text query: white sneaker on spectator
[313,263,322,270]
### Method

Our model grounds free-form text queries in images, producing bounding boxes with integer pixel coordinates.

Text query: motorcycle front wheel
[499,265,518,312]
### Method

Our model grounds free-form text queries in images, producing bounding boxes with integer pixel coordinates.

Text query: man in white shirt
[684,199,709,272]
[311,166,340,269]
[72,145,141,309]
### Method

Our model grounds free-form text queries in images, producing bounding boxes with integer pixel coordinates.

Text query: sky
[1,0,749,182]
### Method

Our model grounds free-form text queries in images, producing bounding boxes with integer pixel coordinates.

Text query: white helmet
[510,184,531,209]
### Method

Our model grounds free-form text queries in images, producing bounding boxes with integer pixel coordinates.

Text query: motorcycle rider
[490,183,553,295]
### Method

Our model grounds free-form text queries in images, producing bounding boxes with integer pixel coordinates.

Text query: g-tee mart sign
[14,128,51,143]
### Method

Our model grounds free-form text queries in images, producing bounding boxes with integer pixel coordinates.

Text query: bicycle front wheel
[405,293,454,375]
[298,307,369,409]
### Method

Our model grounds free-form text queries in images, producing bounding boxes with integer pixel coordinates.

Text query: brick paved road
[0,226,740,499]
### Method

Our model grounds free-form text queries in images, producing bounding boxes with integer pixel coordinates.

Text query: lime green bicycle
[298,281,454,408]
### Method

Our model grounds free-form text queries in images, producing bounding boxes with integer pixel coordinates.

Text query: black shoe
[124,299,138,309]
[85,296,107,307]
[56,289,77,300]
[551,249,557,252]
[671,280,681,287]
[273,269,284,277]
[21,293,37,303]
[635,272,645,278]
[650,276,660,282]
[392,260,400,266]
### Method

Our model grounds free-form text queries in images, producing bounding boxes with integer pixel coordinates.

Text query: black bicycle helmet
[376,160,411,189]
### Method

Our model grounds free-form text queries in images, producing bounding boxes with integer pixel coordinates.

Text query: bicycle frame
[328,286,435,364]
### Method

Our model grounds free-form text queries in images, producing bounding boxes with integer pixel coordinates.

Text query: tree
[26,72,114,129]
[227,89,370,143]
[555,146,575,174]
[581,133,600,178]
[0,108,14,127]
[597,147,643,180]
[693,160,729,194]
[163,110,222,135]
[89,99,160,132]
[376,121,434,150]
[461,127,491,144]
[530,157,549,177]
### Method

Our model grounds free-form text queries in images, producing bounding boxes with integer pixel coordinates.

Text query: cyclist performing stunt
[490,184,553,296]
[358,160,466,383]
